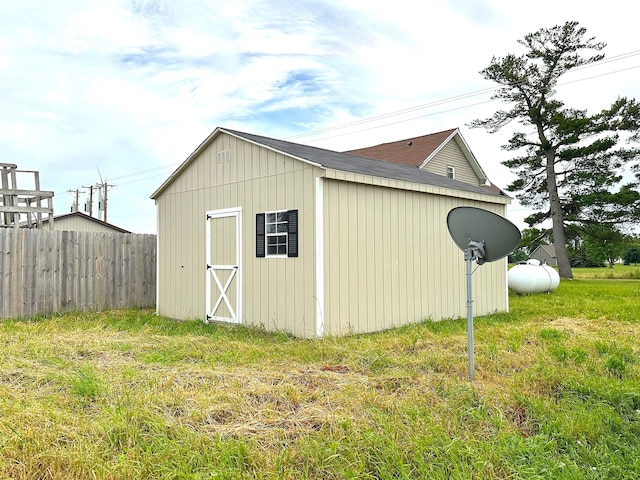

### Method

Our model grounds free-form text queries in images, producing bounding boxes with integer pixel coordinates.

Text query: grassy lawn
[0,268,639,479]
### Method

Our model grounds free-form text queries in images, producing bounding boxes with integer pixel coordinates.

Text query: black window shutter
[256,213,265,258]
[287,209,298,257]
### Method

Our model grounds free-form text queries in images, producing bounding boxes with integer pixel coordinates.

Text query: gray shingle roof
[223,128,505,198]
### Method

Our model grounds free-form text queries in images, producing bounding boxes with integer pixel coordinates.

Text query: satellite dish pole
[464,240,485,380]
[447,207,521,381]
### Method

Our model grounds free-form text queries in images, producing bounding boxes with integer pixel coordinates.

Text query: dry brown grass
[1,279,639,479]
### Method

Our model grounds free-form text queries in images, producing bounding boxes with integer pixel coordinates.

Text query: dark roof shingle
[344,129,456,167]
[223,128,504,198]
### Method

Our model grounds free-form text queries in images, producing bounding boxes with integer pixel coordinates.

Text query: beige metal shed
[40,211,131,234]
[151,127,512,338]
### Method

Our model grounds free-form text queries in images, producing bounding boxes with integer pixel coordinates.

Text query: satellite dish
[447,207,521,263]
[446,207,521,380]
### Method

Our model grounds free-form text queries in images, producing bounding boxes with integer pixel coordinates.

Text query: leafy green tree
[508,248,528,264]
[470,21,640,279]
[509,227,549,262]
[519,227,550,256]
[582,224,626,267]
[624,246,640,265]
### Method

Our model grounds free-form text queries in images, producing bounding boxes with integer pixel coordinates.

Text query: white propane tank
[508,259,560,294]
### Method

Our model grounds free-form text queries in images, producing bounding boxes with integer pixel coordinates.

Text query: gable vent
[217,150,230,164]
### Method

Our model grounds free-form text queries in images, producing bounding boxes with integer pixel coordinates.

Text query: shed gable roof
[42,211,131,233]
[151,127,507,200]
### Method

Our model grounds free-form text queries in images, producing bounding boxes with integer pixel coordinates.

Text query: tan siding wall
[52,216,124,233]
[422,141,480,185]
[322,178,508,336]
[155,133,319,338]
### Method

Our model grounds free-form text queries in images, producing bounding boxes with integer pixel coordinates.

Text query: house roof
[345,128,457,167]
[42,211,131,233]
[151,127,508,200]
[532,244,556,258]
[344,128,492,184]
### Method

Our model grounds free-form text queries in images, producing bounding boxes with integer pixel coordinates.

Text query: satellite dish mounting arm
[466,239,486,265]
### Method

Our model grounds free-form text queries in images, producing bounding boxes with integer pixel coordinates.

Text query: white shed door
[205,208,242,324]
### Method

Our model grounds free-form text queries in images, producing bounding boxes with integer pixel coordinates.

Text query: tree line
[510,227,640,267]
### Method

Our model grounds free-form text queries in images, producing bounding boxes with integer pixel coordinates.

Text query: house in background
[345,128,503,193]
[41,211,130,234]
[529,244,557,266]
[151,127,512,338]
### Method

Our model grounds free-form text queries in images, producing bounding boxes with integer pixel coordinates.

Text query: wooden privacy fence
[0,229,156,319]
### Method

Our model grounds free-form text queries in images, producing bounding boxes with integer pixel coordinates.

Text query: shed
[151,127,512,338]
[529,244,557,266]
[40,211,131,233]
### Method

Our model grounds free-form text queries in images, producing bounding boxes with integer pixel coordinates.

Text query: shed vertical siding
[322,178,508,336]
[155,133,319,338]
[50,215,126,233]
[422,141,480,185]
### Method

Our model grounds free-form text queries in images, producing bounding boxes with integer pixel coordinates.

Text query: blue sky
[1,0,638,233]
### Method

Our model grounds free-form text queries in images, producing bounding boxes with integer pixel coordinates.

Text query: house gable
[344,128,492,189]
[345,129,456,167]
[530,244,557,266]
[422,139,477,184]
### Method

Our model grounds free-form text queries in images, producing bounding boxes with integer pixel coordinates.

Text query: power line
[297,100,494,144]
[284,87,499,141]
[287,50,640,143]
[55,49,640,191]
[108,163,181,182]
[291,64,639,145]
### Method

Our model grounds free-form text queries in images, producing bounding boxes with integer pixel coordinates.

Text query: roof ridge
[222,128,505,199]
[344,128,457,151]
[152,126,508,200]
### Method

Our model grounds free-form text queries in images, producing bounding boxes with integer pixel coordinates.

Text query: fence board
[0,229,156,319]
[0,231,8,317]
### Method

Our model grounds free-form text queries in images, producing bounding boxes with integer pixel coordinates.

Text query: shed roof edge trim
[150,127,222,199]
[323,170,511,204]
[221,129,325,169]
[150,127,326,199]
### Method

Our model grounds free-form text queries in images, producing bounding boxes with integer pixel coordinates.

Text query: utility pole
[67,189,85,212]
[82,185,94,217]
[74,179,114,222]
[96,181,114,223]
[104,182,109,223]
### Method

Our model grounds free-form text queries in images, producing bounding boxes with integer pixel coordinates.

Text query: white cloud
[0,0,638,233]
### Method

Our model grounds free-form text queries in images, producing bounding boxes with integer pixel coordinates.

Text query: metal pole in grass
[464,242,484,381]
[465,247,476,380]
[447,207,521,381]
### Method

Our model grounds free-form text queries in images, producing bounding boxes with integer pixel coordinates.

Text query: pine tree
[471,21,640,278]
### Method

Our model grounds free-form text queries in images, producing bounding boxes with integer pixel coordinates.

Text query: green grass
[0,269,639,479]
[571,264,640,279]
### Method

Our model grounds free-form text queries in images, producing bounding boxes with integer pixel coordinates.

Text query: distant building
[529,244,557,266]
[41,211,130,234]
